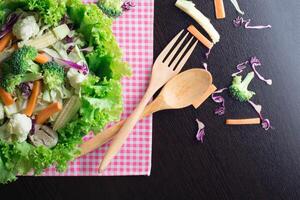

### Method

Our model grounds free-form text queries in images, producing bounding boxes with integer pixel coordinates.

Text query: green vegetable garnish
[11,46,39,74]
[97,0,123,18]
[41,61,65,90]
[229,72,256,102]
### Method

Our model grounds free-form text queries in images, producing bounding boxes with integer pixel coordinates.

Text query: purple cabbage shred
[56,58,89,75]
[211,88,228,116]
[0,13,19,39]
[231,57,272,85]
[122,1,136,11]
[196,119,205,143]
[19,82,33,98]
[233,16,272,29]
[248,100,272,131]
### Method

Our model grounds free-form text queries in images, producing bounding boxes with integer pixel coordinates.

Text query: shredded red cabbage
[232,61,248,77]
[0,13,19,39]
[19,82,33,98]
[231,57,272,85]
[56,58,89,75]
[122,1,136,11]
[211,88,228,116]
[250,57,272,85]
[80,46,94,53]
[196,119,205,143]
[205,48,212,59]
[233,16,272,29]
[30,118,36,134]
[248,100,271,130]
[202,63,208,71]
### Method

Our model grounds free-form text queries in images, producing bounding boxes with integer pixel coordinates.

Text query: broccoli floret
[0,73,43,93]
[229,72,256,102]
[98,0,123,18]
[11,46,40,74]
[41,62,65,90]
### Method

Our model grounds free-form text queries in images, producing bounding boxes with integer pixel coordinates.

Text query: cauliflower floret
[5,114,32,142]
[67,68,87,89]
[13,16,40,41]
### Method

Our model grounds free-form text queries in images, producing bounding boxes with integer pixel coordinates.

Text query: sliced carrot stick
[34,53,50,64]
[214,0,226,19]
[0,32,14,52]
[226,118,261,125]
[187,25,214,49]
[23,80,41,116]
[36,102,63,124]
[0,88,14,106]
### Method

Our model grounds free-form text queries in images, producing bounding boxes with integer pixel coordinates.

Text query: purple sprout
[122,1,136,11]
[233,16,272,30]
[248,100,272,131]
[19,82,33,98]
[0,12,19,39]
[250,56,272,85]
[196,119,205,143]
[211,88,228,116]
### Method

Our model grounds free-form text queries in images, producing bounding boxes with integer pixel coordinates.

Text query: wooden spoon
[79,69,215,157]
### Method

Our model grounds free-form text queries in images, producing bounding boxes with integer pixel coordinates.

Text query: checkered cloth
[41,0,154,176]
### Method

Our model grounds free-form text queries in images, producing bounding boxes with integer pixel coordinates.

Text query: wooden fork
[99,30,198,172]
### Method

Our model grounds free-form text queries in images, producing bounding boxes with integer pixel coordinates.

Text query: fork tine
[156,30,184,62]
[164,32,189,65]
[174,40,198,73]
[169,36,194,70]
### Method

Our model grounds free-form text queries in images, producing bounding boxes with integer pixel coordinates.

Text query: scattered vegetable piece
[3,113,32,142]
[23,81,41,117]
[34,53,50,64]
[231,57,272,85]
[196,119,205,143]
[12,16,40,41]
[98,0,123,18]
[226,118,261,125]
[11,46,39,74]
[233,16,272,29]
[231,60,248,77]
[56,58,89,75]
[229,0,245,15]
[36,102,63,124]
[229,72,255,102]
[18,24,70,50]
[211,88,227,116]
[248,100,271,130]
[187,25,214,49]
[0,13,19,40]
[53,96,81,131]
[214,0,226,19]
[0,32,13,52]
[0,88,14,106]
[41,62,65,90]
[122,1,136,11]
[29,125,58,148]
[175,0,220,44]
[250,57,272,85]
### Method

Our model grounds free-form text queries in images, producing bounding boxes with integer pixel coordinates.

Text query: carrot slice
[0,88,14,106]
[226,118,261,125]
[23,80,41,116]
[34,53,50,64]
[187,25,214,49]
[214,0,226,19]
[36,102,63,124]
[0,32,14,52]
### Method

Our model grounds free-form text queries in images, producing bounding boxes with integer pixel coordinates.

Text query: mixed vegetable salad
[0,0,131,184]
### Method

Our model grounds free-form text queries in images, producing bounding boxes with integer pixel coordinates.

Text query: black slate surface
[1,0,300,199]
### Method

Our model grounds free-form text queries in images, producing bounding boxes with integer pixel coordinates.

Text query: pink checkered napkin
[41,0,154,176]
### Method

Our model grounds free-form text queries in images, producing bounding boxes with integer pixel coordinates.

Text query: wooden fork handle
[98,87,156,172]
